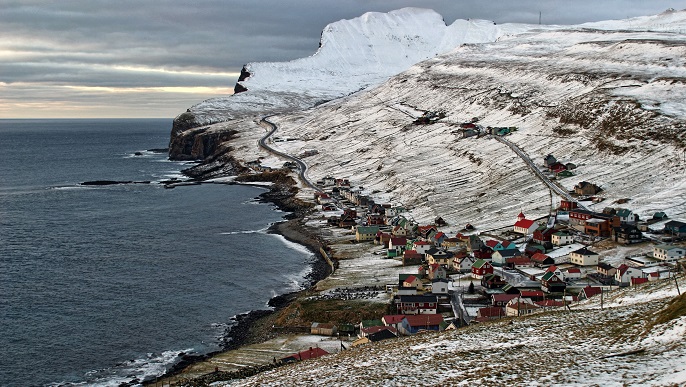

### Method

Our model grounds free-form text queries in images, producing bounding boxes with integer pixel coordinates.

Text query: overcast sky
[1,1,683,119]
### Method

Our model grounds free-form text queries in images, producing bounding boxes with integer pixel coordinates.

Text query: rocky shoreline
[142,182,332,386]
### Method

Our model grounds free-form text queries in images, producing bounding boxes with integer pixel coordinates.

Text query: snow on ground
[230,276,686,386]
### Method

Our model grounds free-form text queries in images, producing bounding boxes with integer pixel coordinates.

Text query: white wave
[50,347,194,387]
[270,233,315,257]
[220,226,270,235]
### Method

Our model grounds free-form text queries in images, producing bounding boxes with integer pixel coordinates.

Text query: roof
[413,240,433,246]
[508,302,540,311]
[478,307,505,318]
[382,315,406,325]
[531,252,552,263]
[494,248,521,258]
[665,220,686,228]
[362,325,397,335]
[398,295,438,303]
[404,275,418,284]
[616,208,633,217]
[514,219,536,229]
[572,247,598,256]
[485,240,499,248]
[360,319,384,328]
[368,327,398,342]
[356,225,380,233]
[402,314,444,327]
[535,300,565,308]
[518,211,526,219]
[541,271,561,281]
[566,267,582,274]
[520,290,544,297]
[581,286,602,298]
[282,347,329,361]
[597,262,615,270]
[473,259,491,269]
[390,237,407,246]
[492,294,520,303]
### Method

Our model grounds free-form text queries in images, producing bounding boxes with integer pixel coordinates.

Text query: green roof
[473,259,489,268]
[360,319,384,328]
[356,226,380,234]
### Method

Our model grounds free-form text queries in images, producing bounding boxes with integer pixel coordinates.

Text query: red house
[281,347,329,363]
[559,200,578,211]
[472,259,494,279]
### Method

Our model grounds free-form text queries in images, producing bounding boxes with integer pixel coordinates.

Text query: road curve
[259,116,322,192]
[493,135,587,211]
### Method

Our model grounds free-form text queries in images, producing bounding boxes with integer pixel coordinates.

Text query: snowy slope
[229,277,686,386]
[179,8,539,126]
[258,10,686,229]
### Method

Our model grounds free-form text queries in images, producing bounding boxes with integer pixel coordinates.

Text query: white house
[653,244,686,262]
[431,278,449,294]
[505,297,539,317]
[551,231,574,246]
[412,240,433,255]
[513,212,538,235]
[570,247,600,266]
[453,255,475,272]
[615,264,643,285]
[563,267,582,280]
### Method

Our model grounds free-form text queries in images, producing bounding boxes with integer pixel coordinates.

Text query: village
[294,151,686,359]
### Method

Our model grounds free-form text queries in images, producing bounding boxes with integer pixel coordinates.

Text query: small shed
[310,322,338,336]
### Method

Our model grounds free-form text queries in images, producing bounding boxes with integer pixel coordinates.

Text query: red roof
[403,314,444,327]
[546,265,559,273]
[403,249,422,258]
[531,252,551,263]
[283,347,329,361]
[514,219,535,229]
[520,290,544,298]
[536,300,565,308]
[501,240,514,248]
[434,232,446,239]
[478,307,505,318]
[506,257,532,265]
[518,212,526,219]
[390,237,407,246]
[566,267,582,274]
[485,240,499,248]
[429,263,440,272]
[414,240,432,246]
[382,315,406,325]
[581,286,602,298]
[508,302,540,311]
[492,294,520,303]
[404,275,418,284]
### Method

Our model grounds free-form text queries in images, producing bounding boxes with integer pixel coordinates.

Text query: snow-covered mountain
[171,7,686,225]
[173,8,537,130]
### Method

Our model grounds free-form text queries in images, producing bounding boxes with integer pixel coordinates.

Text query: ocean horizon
[0,119,314,386]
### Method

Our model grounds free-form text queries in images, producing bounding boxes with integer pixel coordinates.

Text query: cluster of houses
[301,175,686,352]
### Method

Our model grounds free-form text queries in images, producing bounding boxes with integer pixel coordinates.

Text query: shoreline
[144,183,332,385]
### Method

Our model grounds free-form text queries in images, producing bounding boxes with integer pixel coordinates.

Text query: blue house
[399,314,444,335]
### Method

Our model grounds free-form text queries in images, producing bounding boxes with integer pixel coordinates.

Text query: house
[442,237,461,249]
[359,319,384,331]
[492,293,520,307]
[578,286,602,300]
[367,326,398,342]
[563,267,582,280]
[416,225,438,240]
[427,264,447,280]
[382,315,406,331]
[653,212,669,221]
[355,226,379,242]
[388,237,407,258]
[513,212,538,235]
[402,275,422,289]
[281,347,329,363]
[360,325,396,338]
[506,298,540,316]
[615,264,643,285]
[506,257,534,269]
[392,224,408,237]
[492,248,522,266]
[413,240,433,255]
[481,273,508,289]
[473,247,494,260]
[585,216,620,237]
[574,181,602,196]
[570,247,600,266]
[616,208,639,223]
[653,244,686,262]
[664,220,686,237]
[425,248,454,266]
[476,306,505,321]
[452,252,475,272]
[402,250,424,266]
[519,290,545,302]
[472,259,494,279]
[398,314,444,335]
[533,228,556,245]
[310,322,338,336]
[613,224,643,244]
[431,278,449,294]
[396,295,438,315]
[543,154,557,168]
[541,271,566,293]
[535,299,566,309]
[433,232,447,246]
[467,235,486,252]
[530,252,554,266]
[367,213,385,226]
[597,262,617,277]
[559,200,578,211]
[375,231,392,245]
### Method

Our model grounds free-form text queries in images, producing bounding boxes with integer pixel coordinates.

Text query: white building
[653,244,686,262]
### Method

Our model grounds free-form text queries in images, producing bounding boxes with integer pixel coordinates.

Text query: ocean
[0,119,314,386]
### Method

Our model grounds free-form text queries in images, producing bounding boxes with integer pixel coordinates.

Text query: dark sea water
[0,119,313,386]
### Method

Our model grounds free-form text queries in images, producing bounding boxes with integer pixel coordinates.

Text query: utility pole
[539,11,542,25]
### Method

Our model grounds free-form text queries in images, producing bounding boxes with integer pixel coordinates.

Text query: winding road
[492,135,587,211]
[259,116,322,192]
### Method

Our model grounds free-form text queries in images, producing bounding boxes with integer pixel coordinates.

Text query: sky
[1,0,684,119]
